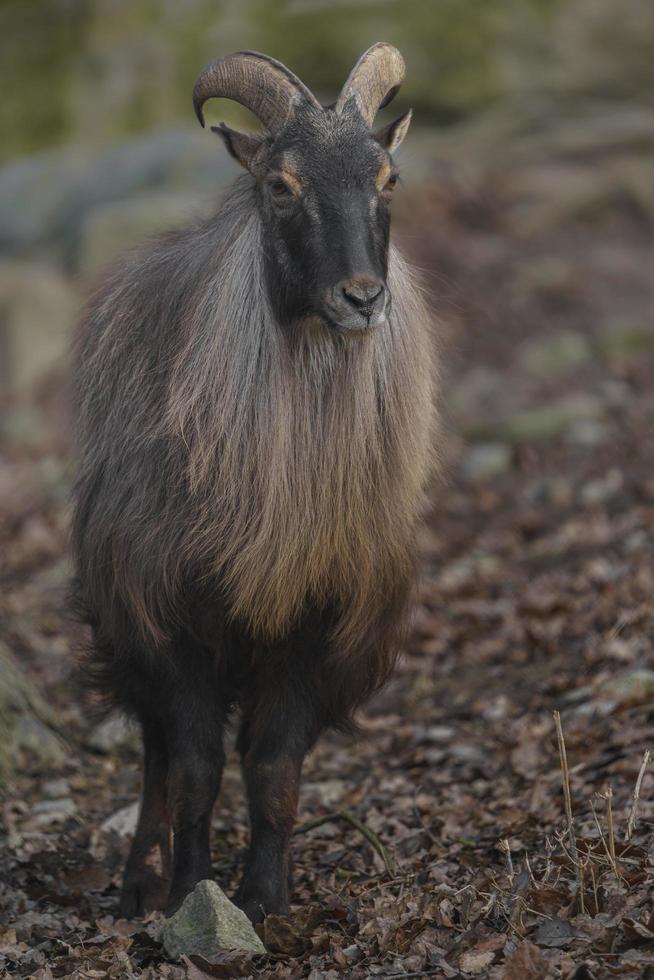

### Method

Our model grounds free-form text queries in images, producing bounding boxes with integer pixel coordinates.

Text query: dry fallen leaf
[459,948,496,974]
[502,941,550,980]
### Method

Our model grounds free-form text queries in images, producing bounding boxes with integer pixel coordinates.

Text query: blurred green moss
[249,0,509,120]
[0,0,91,157]
[0,0,652,162]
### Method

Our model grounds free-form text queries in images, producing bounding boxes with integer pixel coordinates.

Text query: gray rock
[450,366,505,425]
[32,796,77,827]
[524,475,574,508]
[511,256,577,296]
[32,796,73,814]
[425,725,456,742]
[68,130,204,217]
[437,552,500,594]
[305,779,346,807]
[100,801,139,838]
[5,715,67,770]
[601,379,633,408]
[42,778,70,799]
[580,467,623,505]
[449,743,487,766]
[0,404,48,448]
[611,669,654,705]
[517,330,592,378]
[76,190,206,279]
[575,669,654,718]
[87,714,138,753]
[0,152,86,255]
[625,529,651,553]
[0,260,78,393]
[0,129,230,267]
[462,442,511,481]
[162,880,266,960]
[502,394,605,442]
[565,418,610,447]
[0,640,69,784]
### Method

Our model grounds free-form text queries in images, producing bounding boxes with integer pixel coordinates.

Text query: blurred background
[1,3,654,974]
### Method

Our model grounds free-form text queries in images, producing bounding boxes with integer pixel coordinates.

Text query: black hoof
[119,870,169,918]
[235,883,288,924]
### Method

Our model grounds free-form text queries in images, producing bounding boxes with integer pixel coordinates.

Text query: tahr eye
[270,179,290,197]
[386,172,399,191]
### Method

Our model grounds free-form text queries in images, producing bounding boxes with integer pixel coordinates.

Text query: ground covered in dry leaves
[1,114,654,978]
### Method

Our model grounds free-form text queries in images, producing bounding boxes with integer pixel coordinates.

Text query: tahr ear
[374,109,412,154]
[211,122,267,172]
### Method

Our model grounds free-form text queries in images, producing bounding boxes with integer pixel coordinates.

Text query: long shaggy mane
[72,176,437,716]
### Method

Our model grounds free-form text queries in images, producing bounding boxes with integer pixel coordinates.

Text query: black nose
[341,278,385,312]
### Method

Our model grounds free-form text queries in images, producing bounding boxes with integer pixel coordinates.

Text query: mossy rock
[163,880,266,960]
[0,644,68,784]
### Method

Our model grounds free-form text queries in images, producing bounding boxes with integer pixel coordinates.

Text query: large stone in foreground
[162,880,266,960]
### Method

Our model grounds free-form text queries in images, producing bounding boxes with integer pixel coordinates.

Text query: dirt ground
[1,117,654,978]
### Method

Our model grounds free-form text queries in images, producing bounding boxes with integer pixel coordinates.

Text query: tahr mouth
[291,300,389,340]
[320,302,388,335]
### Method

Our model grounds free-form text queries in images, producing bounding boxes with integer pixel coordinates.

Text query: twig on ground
[625,750,650,842]
[336,810,396,875]
[295,809,396,874]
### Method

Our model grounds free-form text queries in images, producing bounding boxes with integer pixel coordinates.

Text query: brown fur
[165,204,436,654]
[73,177,437,703]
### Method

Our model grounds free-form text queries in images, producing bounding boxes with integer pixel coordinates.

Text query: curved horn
[193,50,321,135]
[336,42,406,127]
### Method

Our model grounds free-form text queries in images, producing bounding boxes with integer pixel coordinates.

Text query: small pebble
[42,778,70,799]
[462,442,511,481]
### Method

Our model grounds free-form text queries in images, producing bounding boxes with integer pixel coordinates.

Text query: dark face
[256,106,400,334]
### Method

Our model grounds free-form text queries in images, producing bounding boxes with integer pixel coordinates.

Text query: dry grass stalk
[553,710,578,865]
[480,890,496,916]
[602,784,616,866]
[578,858,586,915]
[498,837,514,884]
[625,749,650,842]
[590,798,618,879]
[589,861,599,915]
[524,851,537,886]
[543,835,554,883]
[553,709,586,910]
